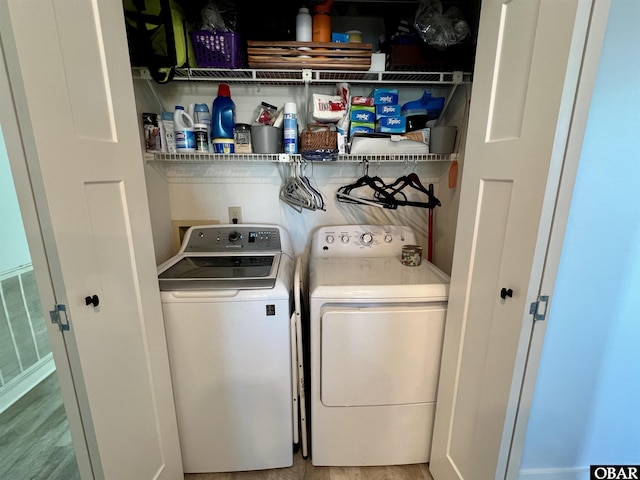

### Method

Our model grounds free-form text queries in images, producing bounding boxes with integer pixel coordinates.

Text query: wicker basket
[300,124,337,152]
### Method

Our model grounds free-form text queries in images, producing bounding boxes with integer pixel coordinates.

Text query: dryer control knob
[341,235,350,244]
[361,233,373,245]
[384,234,393,243]
[326,235,335,244]
[228,231,241,243]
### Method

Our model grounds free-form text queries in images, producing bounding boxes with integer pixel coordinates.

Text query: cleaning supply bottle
[193,103,212,128]
[173,105,196,153]
[312,0,332,42]
[296,7,312,42]
[211,84,236,154]
[194,124,209,153]
[283,102,298,154]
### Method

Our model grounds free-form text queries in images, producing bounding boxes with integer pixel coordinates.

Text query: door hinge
[529,295,549,321]
[49,304,70,331]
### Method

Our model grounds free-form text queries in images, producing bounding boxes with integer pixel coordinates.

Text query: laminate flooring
[0,270,50,386]
[184,453,435,480]
[0,373,79,480]
[1,374,434,480]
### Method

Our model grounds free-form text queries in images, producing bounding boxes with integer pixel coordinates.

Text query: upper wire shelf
[147,152,456,163]
[132,67,472,86]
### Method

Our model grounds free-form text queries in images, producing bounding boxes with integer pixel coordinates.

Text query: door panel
[53,1,116,141]
[487,1,539,141]
[430,1,594,479]
[0,47,90,478]
[0,1,182,479]
[448,179,513,479]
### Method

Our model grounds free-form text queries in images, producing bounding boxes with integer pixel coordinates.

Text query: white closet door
[0,1,182,479]
[430,1,598,479]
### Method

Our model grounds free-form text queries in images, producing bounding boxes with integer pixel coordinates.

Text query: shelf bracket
[302,69,313,124]
[302,69,313,84]
[145,79,166,113]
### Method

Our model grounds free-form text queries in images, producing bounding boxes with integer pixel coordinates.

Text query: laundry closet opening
[129,0,481,275]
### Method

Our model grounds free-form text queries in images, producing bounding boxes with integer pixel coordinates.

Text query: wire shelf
[133,67,471,86]
[148,152,455,163]
[146,152,456,183]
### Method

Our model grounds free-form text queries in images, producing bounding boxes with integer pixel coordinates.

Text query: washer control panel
[182,226,281,253]
[314,225,417,257]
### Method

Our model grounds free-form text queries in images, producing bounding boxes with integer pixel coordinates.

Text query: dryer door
[320,303,446,407]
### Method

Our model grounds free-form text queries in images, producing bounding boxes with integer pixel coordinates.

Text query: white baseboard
[0,354,56,414]
[519,466,590,480]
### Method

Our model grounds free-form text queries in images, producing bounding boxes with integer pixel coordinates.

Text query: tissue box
[376,116,406,134]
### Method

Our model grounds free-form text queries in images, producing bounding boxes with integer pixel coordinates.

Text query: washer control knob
[228,231,241,243]
[341,235,350,244]
[361,233,374,245]
[326,235,335,244]
[384,234,393,243]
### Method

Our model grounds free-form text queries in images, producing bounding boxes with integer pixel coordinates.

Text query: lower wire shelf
[145,152,456,183]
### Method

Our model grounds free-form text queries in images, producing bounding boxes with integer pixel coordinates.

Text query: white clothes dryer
[157,225,295,473]
[309,225,450,466]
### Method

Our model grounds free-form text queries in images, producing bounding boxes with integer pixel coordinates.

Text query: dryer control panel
[312,225,416,257]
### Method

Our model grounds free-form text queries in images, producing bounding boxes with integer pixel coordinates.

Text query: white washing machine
[157,224,294,473]
[309,225,450,466]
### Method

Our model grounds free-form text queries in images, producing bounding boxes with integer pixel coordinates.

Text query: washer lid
[158,253,280,291]
[310,256,450,299]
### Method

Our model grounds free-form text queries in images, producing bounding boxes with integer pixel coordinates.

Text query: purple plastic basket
[190,30,245,69]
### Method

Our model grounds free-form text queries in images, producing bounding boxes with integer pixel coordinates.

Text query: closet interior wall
[133,79,469,275]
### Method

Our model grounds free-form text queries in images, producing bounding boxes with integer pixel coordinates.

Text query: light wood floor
[184,451,435,480]
[0,373,79,480]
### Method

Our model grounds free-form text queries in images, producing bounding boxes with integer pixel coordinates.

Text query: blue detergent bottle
[211,84,236,154]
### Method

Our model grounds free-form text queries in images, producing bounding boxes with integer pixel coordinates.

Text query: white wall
[0,125,31,273]
[519,1,640,478]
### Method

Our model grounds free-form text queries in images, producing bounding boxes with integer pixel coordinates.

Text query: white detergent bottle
[174,105,196,153]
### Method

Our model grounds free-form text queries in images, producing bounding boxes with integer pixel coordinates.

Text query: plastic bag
[414,0,469,48]
[201,0,237,32]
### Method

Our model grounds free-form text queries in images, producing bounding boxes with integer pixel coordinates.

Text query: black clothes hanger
[381,172,441,209]
[336,174,399,209]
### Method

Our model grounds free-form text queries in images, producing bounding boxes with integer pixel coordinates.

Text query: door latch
[529,295,549,321]
[49,304,70,331]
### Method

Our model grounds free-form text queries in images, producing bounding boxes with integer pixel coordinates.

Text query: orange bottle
[312,0,332,42]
